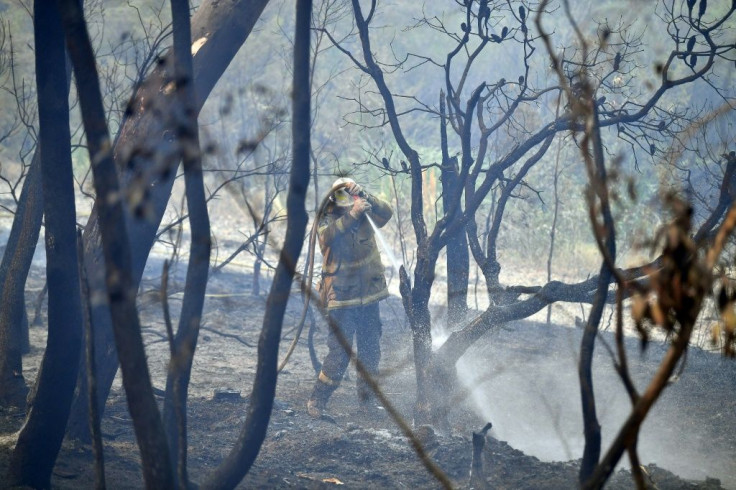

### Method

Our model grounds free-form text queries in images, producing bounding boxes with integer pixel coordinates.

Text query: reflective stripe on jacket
[318,194,393,310]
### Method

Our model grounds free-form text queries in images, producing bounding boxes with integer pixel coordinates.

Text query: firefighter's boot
[307,372,336,418]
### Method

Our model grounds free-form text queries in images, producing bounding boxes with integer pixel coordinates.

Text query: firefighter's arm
[365,193,393,228]
[343,182,392,228]
[318,202,366,243]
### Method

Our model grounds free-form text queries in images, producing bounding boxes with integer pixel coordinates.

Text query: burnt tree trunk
[0,152,42,407]
[77,230,106,490]
[6,3,83,486]
[162,0,212,486]
[57,0,174,486]
[407,85,483,428]
[200,0,311,486]
[443,165,469,327]
[439,94,468,328]
[66,0,271,443]
[399,264,434,424]
[578,101,614,484]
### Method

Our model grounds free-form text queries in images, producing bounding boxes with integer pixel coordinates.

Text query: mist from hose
[366,214,403,276]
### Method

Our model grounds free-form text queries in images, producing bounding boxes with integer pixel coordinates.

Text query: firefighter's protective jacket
[318,193,393,310]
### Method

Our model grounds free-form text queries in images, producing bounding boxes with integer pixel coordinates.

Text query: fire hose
[276,183,349,373]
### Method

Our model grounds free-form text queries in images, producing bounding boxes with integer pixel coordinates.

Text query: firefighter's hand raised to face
[345,181,364,197]
[349,196,372,219]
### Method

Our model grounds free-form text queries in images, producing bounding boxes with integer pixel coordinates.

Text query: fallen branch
[201,326,254,348]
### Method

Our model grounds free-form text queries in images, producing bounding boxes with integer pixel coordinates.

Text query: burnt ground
[0,260,735,489]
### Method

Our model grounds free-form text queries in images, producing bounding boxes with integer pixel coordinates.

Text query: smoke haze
[451,321,736,488]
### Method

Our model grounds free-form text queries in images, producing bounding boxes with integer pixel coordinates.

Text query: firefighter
[307,177,393,418]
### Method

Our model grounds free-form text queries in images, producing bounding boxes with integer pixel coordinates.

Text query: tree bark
[578,102,615,483]
[0,151,41,407]
[66,0,271,443]
[200,0,311,486]
[439,94,468,328]
[78,230,106,490]
[6,3,83,486]
[57,0,175,486]
[409,287,442,427]
[162,0,212,486]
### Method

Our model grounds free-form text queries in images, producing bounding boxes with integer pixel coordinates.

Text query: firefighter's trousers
[310,302,382,405]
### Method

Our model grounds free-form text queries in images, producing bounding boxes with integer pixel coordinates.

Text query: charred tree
[200,0,312,486]
[329,0,736,429]
[439,94,469,328]
[6,3,83,486]
[577,97,615,483]
[582,195,729,489]
[537,3,734,486]
[78,230,106,490]
[0,3,79,411]
[0,152,41,407]
[57,0,174,486]
[162,0,212,486]
[66,0,271,443]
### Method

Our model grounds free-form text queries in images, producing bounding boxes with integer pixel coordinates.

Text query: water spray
[366,213,404,276]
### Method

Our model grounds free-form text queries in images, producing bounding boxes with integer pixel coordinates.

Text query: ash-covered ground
[0,239,733,489]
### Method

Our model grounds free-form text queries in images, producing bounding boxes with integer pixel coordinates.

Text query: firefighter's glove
[346,182,364,198]
[349,198,372,219]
